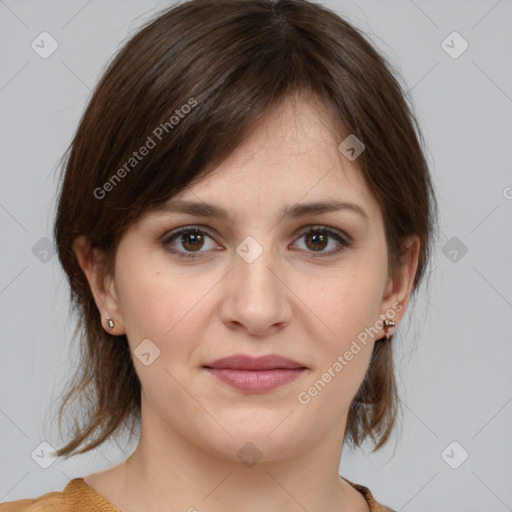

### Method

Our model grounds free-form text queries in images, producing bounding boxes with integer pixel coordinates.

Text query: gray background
[1,0,511,510]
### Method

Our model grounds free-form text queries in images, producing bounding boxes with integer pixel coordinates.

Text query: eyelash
[161,225,352,260]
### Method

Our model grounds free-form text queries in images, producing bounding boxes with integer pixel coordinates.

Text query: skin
[75,94,419,512]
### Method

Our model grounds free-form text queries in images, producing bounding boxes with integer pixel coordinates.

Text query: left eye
[292,227,351,256]
[162,226,351,259]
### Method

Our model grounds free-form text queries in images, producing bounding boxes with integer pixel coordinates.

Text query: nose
[219,237,293,336]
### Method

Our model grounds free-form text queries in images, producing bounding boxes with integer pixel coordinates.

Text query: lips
[203,354,307,393]
[203,354,306,371]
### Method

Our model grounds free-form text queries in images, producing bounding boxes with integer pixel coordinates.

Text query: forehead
[167,95,380,223]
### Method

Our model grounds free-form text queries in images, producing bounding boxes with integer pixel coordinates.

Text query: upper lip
[203,354,306,370]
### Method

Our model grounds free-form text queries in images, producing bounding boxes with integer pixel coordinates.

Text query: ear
[378,235,421,338]
[72,235,125,335]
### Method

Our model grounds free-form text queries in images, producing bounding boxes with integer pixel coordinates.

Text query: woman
[0,0,437,510]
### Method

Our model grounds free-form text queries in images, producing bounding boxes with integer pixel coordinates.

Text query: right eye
[161,226,222,259]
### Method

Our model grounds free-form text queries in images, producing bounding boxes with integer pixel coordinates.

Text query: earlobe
[101,273,125,335]
[72,235,125,335]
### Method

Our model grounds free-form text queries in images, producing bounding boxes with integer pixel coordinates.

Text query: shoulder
[342,477,396,512]
[0,478,118,512]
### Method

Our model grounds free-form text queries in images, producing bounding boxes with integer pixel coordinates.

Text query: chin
[196,419,305,464]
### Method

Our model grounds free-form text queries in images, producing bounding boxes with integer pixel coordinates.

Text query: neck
[105,398,368,512]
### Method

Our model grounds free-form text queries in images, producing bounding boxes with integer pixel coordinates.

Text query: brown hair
[50,0,438,459]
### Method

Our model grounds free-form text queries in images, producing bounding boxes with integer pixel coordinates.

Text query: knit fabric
[0,477,395,511]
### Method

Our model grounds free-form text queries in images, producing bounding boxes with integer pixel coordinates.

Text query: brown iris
[305,232,328,251]
[181,231,205,252]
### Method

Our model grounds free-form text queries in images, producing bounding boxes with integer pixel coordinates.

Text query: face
[81,95,416,463]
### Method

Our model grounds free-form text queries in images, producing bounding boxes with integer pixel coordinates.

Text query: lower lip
[205,368,306,392]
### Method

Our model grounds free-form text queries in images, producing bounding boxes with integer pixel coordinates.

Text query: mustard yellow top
[0,477,395,511]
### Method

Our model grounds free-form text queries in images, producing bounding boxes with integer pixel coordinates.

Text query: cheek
[307,266,386,348]
[114,250,218,355]
[298,259,387,401]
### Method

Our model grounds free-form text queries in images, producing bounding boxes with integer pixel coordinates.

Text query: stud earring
[383,319,395,341]
[106,317,115,331]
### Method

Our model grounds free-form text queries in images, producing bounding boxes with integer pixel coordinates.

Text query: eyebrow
[159,199,369,223]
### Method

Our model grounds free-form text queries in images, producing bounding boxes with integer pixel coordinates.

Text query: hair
[50,0,438,459]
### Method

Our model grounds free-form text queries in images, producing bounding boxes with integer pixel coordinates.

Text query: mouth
[203,354,307,393]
